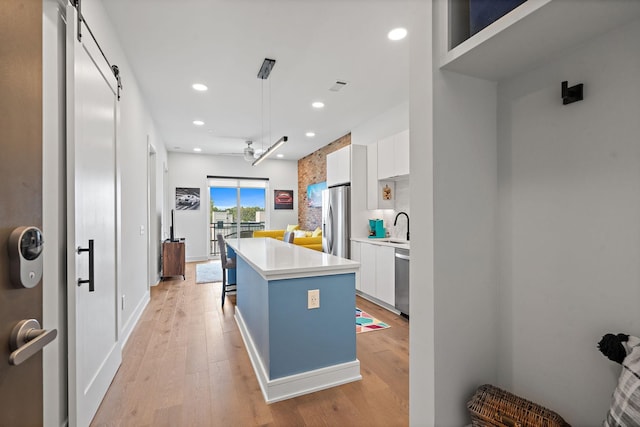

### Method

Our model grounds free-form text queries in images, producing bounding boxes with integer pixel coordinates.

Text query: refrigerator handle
[328,205,333,253]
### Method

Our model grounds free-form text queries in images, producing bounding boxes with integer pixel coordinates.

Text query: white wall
[409,0,434,424]
[497,18,640,425]
[351,101,409,147]
[407,1,501,425]
[432,70,499,427]
[168,153,298,261]
[43,1,168,424]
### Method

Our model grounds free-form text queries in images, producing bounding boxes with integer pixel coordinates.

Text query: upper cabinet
[377,129,409,180]
[327,145,366,188]
[326,145,351,187]
[441,0,640,81]
[366,129,408,210]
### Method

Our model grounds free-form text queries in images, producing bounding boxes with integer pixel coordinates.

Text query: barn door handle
[77,239,94,292]
[9,319,58,366]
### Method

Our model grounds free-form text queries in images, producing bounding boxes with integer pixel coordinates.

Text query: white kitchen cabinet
[359,242,377,297]
[395,129,410,176]
[377,135,396,180]
[374,245,395,306]
[377,129,409,180]
[357,241,395,307]
[350,241,361,291]
[366,145,378,210]
[327,145,366,189]
[326,145,351,187]
[367,144,395,210]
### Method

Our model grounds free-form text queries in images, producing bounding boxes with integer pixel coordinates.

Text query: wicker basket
[467,384,571,427]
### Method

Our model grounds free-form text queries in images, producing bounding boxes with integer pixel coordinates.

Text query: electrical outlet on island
[307,289,320,309]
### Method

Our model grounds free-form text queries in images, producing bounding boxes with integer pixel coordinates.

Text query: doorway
[208,177,268,256]
[147,142,159,287]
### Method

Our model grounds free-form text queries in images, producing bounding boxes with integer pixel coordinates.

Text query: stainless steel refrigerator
[321,185,350,258]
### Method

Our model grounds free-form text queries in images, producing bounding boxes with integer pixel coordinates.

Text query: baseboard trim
[186,255,208,263]
[356,291,400,315]
[120,291,150,349]
[235,307,361,404]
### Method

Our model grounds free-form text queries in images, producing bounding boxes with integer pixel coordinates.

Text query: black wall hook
[562,81,583,105]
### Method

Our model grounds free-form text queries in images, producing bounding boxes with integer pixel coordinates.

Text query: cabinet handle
[9,319,58,366]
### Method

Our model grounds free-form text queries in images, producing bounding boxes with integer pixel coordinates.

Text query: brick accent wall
[297,133,351,230]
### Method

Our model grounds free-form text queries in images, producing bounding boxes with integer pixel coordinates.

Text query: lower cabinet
[353,240,395,307]
[360,243,377,296]
[374,245,395,306]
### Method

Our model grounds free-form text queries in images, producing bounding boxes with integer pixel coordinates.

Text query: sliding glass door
[209,178,268,256]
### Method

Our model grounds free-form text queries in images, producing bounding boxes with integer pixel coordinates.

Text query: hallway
[91,262,409,426]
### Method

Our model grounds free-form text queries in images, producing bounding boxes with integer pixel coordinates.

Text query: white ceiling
[101,0,410,161]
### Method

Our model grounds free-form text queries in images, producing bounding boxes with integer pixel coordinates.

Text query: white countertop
[351,237,410,250]
[226,237,360,280]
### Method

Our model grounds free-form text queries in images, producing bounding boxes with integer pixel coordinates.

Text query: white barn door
[66,5,121,426]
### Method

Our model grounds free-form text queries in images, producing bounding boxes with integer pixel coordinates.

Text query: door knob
[9,319,57,366]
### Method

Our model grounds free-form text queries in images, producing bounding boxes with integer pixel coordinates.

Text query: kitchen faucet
[393,211,409,241]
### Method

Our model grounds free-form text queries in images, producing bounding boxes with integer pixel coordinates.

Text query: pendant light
[252,58,287,166]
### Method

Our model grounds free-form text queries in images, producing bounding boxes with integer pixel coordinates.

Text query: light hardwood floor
[91,262,409,426]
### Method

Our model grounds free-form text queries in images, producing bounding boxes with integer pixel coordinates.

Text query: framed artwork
[175,187,200,210]
[306,181,326,208]
[274,190,294,210]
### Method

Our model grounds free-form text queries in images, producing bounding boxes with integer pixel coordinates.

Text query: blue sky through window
[210,187,265,210]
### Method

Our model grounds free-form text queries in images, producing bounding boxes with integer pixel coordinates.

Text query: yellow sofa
[252,229,323,251]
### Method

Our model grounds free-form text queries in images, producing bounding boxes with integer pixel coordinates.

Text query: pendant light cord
[261,78,264,153]
[269,78,272,151]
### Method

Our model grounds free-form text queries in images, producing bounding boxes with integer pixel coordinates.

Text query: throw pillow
[286,224,300,232]
[312,227,322,237]
[602,335,640,426]
[294,230,307,238]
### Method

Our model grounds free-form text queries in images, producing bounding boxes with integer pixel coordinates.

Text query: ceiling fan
[219,141,261,162]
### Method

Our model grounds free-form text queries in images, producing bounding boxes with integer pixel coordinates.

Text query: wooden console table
[162,240,185,280]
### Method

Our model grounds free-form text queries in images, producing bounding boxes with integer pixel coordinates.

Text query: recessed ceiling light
[193,147,202,152]
[193,120,205,126]
[192,83,208,91]
[388,27,407,41]
[306,132,316,137]
[276,154,284,158]
[312,101,325,109]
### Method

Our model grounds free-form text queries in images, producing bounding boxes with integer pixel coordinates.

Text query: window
[208,177,268,256]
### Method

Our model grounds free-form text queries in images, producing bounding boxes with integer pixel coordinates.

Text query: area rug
[195,261,222,284]
[356,307,390,333]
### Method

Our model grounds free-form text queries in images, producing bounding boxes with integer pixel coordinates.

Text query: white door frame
[147,141,158,286]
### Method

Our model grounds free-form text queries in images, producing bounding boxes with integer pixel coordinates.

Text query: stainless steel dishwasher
[394,248,410,318]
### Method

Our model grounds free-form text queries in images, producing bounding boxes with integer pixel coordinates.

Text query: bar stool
[216,234,236,307]
[283,231,295,243]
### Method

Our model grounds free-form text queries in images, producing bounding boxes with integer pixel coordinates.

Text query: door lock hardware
[7,226,44,288]
[9,319,57,366]
[77,239,95,291]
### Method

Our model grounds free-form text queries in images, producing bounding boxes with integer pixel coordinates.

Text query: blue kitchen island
[225,237,361,403]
